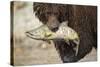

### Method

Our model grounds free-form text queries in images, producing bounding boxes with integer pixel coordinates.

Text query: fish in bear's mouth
[26,22,80,56]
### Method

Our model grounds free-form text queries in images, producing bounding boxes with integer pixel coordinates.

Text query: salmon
[26,22,80,56]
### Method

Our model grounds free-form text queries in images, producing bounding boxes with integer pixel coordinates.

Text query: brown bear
[33,2,97,63]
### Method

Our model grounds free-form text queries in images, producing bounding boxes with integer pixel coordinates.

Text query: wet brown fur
[33,2,97,63]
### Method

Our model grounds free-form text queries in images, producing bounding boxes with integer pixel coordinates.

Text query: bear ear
[59,5,75,22]
[33,2,48,12]
[33,2,47,24]
[33,2,43,12]
[58,5,69,22]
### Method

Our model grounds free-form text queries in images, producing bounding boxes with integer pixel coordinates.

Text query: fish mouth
[25,32,42,40]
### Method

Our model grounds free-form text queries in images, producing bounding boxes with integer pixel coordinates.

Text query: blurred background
[11,1,97,66]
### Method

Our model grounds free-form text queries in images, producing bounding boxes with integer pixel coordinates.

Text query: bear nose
[51,27,58,32]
